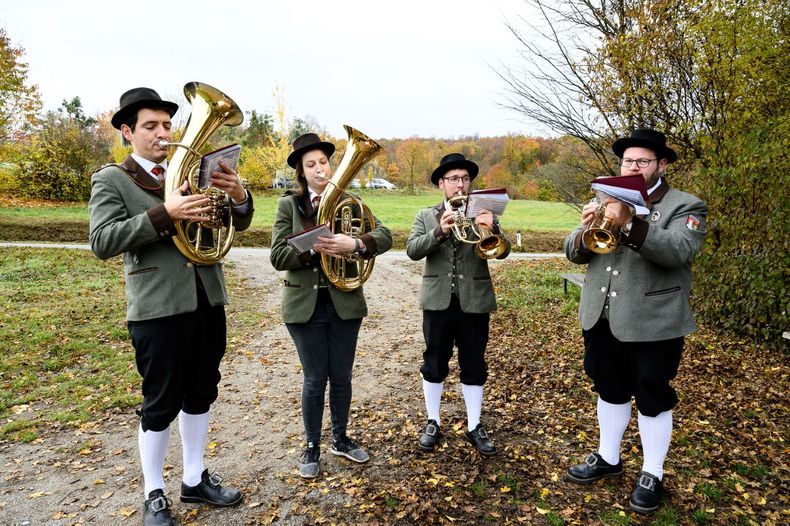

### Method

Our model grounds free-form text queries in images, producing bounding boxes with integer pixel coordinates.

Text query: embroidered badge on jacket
[651,211,661,222]
[686,215,701,230]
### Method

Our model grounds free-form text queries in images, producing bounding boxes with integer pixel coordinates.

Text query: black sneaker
[298,441,321,478]
[143,489,175,526]
[464,423,497,457]
[418,419,442,451]
[330,435,369,463]
[629,471,663,513]
[180,469,242,507]
[566,452,624,484]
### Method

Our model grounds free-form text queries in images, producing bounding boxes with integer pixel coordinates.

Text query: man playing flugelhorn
[407,153,511,457]
[563,129,707,513]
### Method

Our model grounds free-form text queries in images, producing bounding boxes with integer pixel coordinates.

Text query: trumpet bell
[476,224,508,259]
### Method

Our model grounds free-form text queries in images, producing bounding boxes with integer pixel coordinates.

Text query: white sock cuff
[422,380,444,425]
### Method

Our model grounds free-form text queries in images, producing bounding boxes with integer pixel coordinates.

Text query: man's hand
[165,181,212,221]
[475,209,494,229]
[601,197,634,227]
[581,200,599,228]
[210,161,246,203]
[439,209,455,235]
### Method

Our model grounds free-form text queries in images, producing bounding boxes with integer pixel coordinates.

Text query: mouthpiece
[158,140,170,148]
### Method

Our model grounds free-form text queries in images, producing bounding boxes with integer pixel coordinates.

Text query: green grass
[0,248,136,441]
[0,190,581,233]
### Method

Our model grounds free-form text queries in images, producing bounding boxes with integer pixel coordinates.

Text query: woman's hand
[313,233,357,257]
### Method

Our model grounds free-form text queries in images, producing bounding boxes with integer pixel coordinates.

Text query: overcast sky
[0,0,544,140]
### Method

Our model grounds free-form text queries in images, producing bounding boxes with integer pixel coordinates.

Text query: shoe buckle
[425,423,438,436]
[638,474,656,491]
[584,453,599,467]
[149,495,170,513]
[208,472,223,486]
[478,427,488,439]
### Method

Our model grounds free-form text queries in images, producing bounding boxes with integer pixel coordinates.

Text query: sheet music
[198,144,242,189]
[590,182,650,215]
[286,223,333,254]
[466,188,509,217]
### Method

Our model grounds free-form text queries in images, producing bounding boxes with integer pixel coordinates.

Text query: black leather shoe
[418,419,442,451]
[629,471,663,513]
[566,452,624,483]
[464,424,497,457]
[143,489,175,526]
[180,469,242,507]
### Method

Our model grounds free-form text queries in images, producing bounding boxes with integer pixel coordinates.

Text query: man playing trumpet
[563,129,707,513]
[407,153,510,457]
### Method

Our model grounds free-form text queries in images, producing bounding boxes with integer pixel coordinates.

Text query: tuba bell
[447,193,508,259]
[316,125,382,292]
[160,82,244,265]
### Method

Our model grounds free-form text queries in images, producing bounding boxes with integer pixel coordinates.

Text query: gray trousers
[286,291,362,444]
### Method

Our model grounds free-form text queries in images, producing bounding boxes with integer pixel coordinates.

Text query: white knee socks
[179,410,210,487]
[596,397,631,466]
[138,424,171,498]
[461,384,483,432]
[638,410,672,480]
[422,380,444,425]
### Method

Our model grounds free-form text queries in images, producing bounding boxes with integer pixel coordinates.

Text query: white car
[365,178,396,190]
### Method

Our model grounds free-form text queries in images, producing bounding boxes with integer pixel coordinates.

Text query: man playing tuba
[407,153,511,457]
[89,87,251,526]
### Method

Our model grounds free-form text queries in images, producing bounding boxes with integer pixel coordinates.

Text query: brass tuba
[316,125,382,291]
[581,196,619,254]
[447,193,508,259]
[161,82,244,265]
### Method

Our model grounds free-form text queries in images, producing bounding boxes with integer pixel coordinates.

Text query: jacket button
[610,291,617,297]
[313,285,318,289]
[447,273,452,277]
[313,267,318,272]
[612,270,619,276]
[600,287,607,293]
[186,262,193,268]
[606,266,612,272]
[458,274,464,279]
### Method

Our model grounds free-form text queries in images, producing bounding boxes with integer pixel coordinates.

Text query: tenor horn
[316,125,382,291]
[160,82,244,265]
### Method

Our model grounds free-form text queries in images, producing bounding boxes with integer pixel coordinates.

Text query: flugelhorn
[447,193,508,259]
[316,125,382,291]
[159,82,244,265]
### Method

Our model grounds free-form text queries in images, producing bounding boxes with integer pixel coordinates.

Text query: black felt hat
[287,133,336,168]
[111,87,178,130]
[612,128,677,163]
[430,153,479,185]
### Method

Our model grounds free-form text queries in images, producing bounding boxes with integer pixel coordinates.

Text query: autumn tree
[22,97,111,200]
[0,28,41,143]
[396,139,430,193]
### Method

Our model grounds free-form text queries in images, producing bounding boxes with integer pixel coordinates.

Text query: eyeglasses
[621,158,657,168]
[442,176,471,184]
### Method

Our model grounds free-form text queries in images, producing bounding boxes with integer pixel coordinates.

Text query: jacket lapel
[120,156,165,199]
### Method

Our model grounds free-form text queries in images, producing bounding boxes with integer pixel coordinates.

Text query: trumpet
[447,193,507,259]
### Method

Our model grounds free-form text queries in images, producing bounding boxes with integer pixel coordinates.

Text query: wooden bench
[560,273,585,294]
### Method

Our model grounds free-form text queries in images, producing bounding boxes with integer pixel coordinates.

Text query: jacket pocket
[645,286,681,297]
[473,276,491,281]
[423,274,438,278]
[283,280,301,288]
[128,267,157,275]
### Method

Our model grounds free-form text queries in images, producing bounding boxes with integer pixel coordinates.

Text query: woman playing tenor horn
[269,132,392,479]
